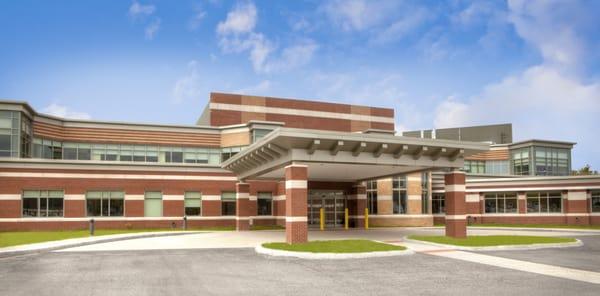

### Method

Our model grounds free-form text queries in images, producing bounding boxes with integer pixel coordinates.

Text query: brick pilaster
[285,164,308,244]
[445,170,466,238]
[235,182,251,231]
[348,184,367,228]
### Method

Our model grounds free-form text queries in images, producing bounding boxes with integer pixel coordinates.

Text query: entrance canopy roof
[221,128,489,181]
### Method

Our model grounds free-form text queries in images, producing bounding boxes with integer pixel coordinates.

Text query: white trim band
[64,194,86,201]
[202,195,221,201]
[465,194,480,203]
[236,193,250,200]
[0,172,237,181]
[273,195,286,201]
[377,195,392,201]
[0,194,21,200]
[285,216,308,222]
[163,195,184,201]
[407,194,421,201]
[285,180,307,189]
[445,184,466,192]
[125,195,145,201]
[567,191,587,201]
[445,214,467,220]
[210,102,395,124]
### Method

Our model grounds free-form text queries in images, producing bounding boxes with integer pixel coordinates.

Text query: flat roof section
[222,128,489,181]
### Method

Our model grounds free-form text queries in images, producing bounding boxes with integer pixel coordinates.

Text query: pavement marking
[401,241,600,285]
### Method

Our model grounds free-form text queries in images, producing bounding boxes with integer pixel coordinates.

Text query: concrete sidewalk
[0,231,201,257]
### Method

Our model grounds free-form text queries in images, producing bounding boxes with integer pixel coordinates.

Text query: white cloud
[216,1,317,73]
[188,6,207,30]
[236,80,271,94]
[144,18,161,40]
[321,0,397,31]
[41,104,91,120]
[216,1,257,35]
[129,1,155,19]
[372,8,428,45]
[172,60,202,103]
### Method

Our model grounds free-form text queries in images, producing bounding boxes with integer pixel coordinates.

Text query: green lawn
[468,223,600,230]
[262,239,406,253]
[0,226,235,248]
[408,235,576,247]
[251,225,285,231]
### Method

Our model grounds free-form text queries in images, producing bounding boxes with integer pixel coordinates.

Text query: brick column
[445,170,466,238]
[517,192,526,214]
[566,190,590,225]
[348,184,367,228]
[236,182,251,231]
[285,164,308,244]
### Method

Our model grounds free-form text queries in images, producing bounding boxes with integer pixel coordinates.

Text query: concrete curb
[255,244,414,260]
[0,231,204,258]
[403,237,583,252]
[426,226,600,234]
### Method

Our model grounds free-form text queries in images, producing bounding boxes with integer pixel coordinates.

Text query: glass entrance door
[308,190,346,228]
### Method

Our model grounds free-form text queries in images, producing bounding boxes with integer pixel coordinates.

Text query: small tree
[572,164,599,175]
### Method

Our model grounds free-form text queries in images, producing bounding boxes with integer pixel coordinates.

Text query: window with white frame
[184,192,202,216]
[366,180,378,214]
[86,191,124,217]
[432,193,445,214]
[257,192,273,216]
[392,176,407,214]
[592,191,600,213]
[22,190,64,217]
[221,192,236,216]
[144,192,163,217]
[526,192,562,213]
[484,192,518,213]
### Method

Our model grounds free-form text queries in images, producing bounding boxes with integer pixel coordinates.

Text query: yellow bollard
[320,207,324,231]
[344,208,349,230]
[364,207,369,230]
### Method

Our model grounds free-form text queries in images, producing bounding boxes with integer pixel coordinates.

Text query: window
[511,148,530,175]
[484,192,518,213]
[86,191,124,217]
[526,192,562,213]
[0,111,20,158]
[463,160,485,174]
[184,192,202,216]
[33,139,63,159]
[221,192,236,216]
[485,160,510,175]
[252,129,272,143]
[366,180,378,214]
[257,192,273,216]
[20,115,32,158]
[421,172,429,214]
[432,193,445,214]
[144,192,163,217]
[591,191,600,213]
[221,146,245,162]
[533,146,570,176]
[392,176,407,214]
[22,190,64,217]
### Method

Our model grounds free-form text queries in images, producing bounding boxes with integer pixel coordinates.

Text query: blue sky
[0,0,599,169]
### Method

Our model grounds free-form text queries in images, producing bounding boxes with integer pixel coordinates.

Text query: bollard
[89,218,95,236]
[183,216,187,230]
[320,207,324,231]
[344,208,349,230]
[364,207,369,230]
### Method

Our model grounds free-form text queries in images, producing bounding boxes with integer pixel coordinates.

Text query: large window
[463,160,485,174]
[20,115,32,158]
[432,193,445,214]
[252,129,272,143]
[184,192,202,216]
[144,192,163,217]
[32,138,223,165]
[366,180,378,214]
[533,146,570,176]
[392,176,407,214]
[221,192,236,216]
[592,191,600,213]
[86,191,124,217]
[421,172,429,214]
[257,192,273,216]
[484,192,518,213]
[511,148,530,175]
[485,160,510,175]
[526,192,562,213]
[22,190,64,217]
[221,146,244,162]
[0,111,20,157]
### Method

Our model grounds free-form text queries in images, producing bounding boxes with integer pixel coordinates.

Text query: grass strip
[408,235,576,247]
[262,239,406,253]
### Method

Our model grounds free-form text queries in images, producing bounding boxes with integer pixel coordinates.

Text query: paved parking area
[1,228,599,295]
[1,247,599,296]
